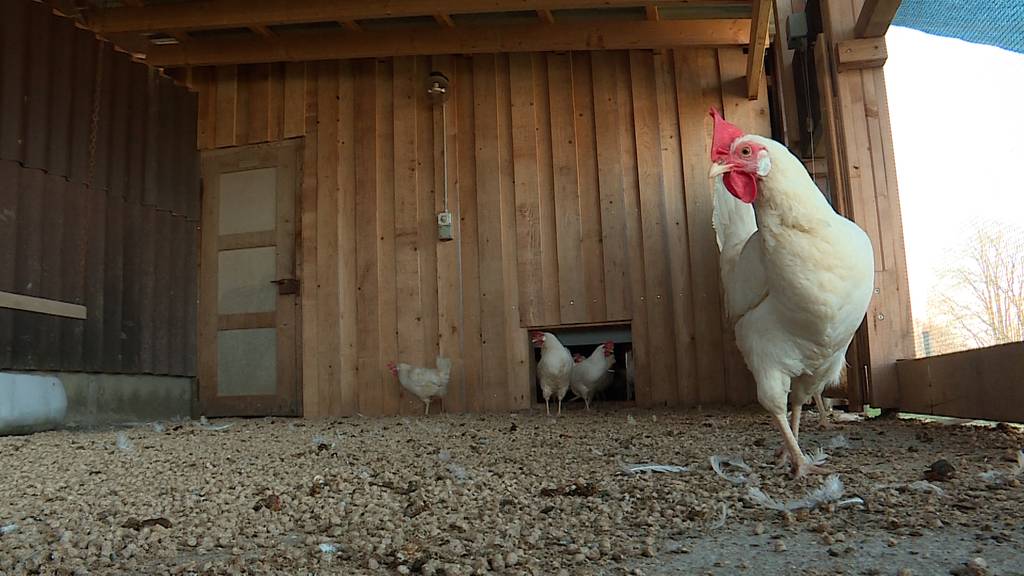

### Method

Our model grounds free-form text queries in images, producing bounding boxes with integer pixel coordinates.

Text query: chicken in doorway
[570,342,615,411]
[531,331,573,416]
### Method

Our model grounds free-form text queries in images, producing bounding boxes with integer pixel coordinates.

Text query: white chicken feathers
[532,331,573,416]
[712,132,874,476]
[391,356,452,415]
[569,343,615,410]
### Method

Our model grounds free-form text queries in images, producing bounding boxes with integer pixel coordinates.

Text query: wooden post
[820,0,912,409]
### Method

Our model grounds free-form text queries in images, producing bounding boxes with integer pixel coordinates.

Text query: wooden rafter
[645,5,660,20]
[84,0,739,33]
[855,0,901,38]
[340,20,362,32]
[745,0,771,100]
[537,9,555,23]
[144,19,750,66]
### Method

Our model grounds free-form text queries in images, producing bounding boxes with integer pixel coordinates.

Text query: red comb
[709,107,744,163]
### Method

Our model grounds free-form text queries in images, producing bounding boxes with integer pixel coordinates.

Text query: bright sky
[884,26,1024,322]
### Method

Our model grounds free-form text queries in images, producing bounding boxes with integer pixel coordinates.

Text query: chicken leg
[424,401,430,416]
[545,397,551,416]
[814,393,834,429]
[772,411,829,478]
[557,396,562,416]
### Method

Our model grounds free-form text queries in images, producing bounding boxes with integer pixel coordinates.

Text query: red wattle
[724,171,758,203]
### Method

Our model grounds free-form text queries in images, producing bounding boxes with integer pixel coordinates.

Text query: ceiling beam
[85,0,740,34]
[745,0,771,99]
[434,13,456,28]
[537,9,555,23]
[854,0,901,38]
[645,5,660,20]
[144,19,750,67]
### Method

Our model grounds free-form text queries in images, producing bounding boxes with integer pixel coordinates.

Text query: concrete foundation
[55,373,194,427]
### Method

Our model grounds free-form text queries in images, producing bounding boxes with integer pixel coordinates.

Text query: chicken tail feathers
[435,356,453,380]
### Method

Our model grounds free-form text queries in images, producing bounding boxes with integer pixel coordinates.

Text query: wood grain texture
[193,47,784,415]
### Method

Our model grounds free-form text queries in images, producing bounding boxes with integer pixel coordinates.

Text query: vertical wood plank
[0,162,16,366]
[354,59,381,416]
[393,56,424,415]
[283,62,307,139]
[152,209,172,374]
[139,207,156,373]
[533,54,561,327]
[13,170,45,368]
[195,67,217,149]
[496,54,530,409]
[168,215,187,376]
[431,54,465,413]
[675,48,727,405]
[60,181,87,371]
[337,60,359,415]
[0,1,28,164]
[37,175,65,369]
[509,54,544,328]
[547,53,587,324]
[247,63,270,143]
[456,55,483,413]
[234,65,251,146]
[616,50,651,404]
[68,28,97,183]
[654,50,698,405]
[214,65,237,148]
[83,185,107,370]
[415,56,441,397]
[268,62,285,141]
[23,2,51,171]
[571,52,608,323]
[299,64,320,416]
[120,201,142,373]
[376,59,400,416]
[316,60,341,416]
[108,55,130,202]
[591,51,631,321]
[630,50,677,407]
[46,17,74,178]
[473,54,510,412]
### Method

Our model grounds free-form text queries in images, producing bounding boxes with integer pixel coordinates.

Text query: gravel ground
[1,408,1022,576]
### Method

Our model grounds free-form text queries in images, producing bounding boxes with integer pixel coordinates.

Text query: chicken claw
[793,461,832,479]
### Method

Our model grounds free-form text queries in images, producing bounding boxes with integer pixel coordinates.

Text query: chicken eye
[740,146,752,158]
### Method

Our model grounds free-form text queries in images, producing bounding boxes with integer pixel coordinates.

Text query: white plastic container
[0,373,67,435]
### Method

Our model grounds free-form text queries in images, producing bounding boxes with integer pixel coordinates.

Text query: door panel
[199,140,301,416]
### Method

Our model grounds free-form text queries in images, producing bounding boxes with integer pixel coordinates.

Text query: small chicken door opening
[530,324,634,410]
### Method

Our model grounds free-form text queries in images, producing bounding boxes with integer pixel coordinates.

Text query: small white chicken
[531,331,573,416]
[570,342,615,411]
[387,356,452,415]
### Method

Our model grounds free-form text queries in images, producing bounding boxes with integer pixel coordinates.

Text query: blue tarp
[892,0,1024,54]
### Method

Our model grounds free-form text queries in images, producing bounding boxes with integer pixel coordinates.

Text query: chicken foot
[771,411,830,478]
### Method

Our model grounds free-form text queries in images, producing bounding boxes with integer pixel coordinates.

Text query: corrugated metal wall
[0,0,200,376]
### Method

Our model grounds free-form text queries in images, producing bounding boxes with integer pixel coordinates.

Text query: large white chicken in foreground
[570,342,615,411]
[531,331,573,416]
[388,357,452,415]
[708,107,874,477]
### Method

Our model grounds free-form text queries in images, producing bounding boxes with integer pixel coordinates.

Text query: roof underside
[46,1,766,68]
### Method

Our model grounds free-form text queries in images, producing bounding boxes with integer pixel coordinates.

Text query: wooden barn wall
[193,48,769,416]
[0,0,200,377]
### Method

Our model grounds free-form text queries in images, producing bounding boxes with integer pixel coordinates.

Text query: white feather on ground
[748,474,861,512]
[710,455,753,484]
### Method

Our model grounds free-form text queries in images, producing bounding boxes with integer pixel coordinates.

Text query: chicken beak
[708,162,731,179]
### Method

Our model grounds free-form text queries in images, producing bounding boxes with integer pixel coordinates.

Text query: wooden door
[198,140,301,416]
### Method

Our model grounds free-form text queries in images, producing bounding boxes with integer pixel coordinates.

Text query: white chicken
[708,107,874,477]
[531,331,573,416]
[387,357,452,415]
[569,342,615,411]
